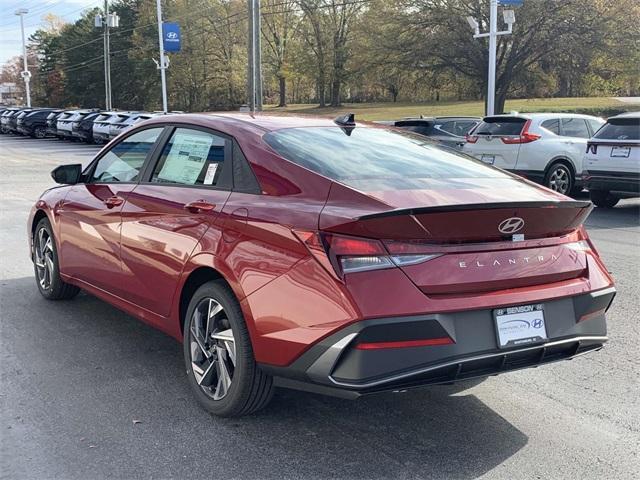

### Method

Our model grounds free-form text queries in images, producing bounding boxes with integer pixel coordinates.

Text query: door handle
[104,196,124,208]
[184,200,216,213]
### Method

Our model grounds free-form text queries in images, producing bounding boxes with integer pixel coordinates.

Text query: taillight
[501,119,540,144]
[465,134,478,143]
[293,231,441,280]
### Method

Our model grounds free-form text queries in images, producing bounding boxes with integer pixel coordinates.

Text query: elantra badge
[498,217,524,234]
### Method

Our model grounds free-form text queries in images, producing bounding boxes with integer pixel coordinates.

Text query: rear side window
[151,128,228,187]
[594,118,640,140]
[561,118,590,138]
[263,127,509,192]
[395,121,433,137]
[541,118,560,135]
[91,128,163,183]
[474,117,526,136]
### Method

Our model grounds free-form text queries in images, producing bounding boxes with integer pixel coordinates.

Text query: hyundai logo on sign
[162,22,181,52]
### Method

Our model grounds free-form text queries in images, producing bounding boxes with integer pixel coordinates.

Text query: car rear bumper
[262,286,615,398]
[584,170,640,196]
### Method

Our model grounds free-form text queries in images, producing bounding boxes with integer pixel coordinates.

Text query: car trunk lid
[320,181,592,293]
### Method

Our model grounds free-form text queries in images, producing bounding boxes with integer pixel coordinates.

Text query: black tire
[31,126,46,139]
[33,218,80,300]
[590,190,619,208]
[183,280,274,417]
[544,162,574,195]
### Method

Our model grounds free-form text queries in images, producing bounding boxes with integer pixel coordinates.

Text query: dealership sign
[162,22,181,52]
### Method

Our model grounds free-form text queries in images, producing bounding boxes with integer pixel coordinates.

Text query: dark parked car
[386,116,481,149]
[17,108,58,138]
[56,110,95,140]
[45,111,64,137]
[0,108,22,133]
[29,113,615,417]
[7,108,32,134]
[72,111,102,143]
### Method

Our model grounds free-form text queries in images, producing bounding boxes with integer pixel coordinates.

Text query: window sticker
[203,163,219,185]
[157,131,217,184]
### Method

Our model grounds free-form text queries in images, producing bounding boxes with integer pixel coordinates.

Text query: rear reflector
[355,337,454,350]
[578,308,606,323]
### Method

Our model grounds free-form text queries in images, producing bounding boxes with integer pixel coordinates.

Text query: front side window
[151,128,227,187]
[90,128,163,183]
[264,126,510,192]
[561,118,590,138]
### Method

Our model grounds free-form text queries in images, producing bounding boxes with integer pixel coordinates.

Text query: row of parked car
[383,112,639,207]
[0,107,164,144]
[2,105,638,207]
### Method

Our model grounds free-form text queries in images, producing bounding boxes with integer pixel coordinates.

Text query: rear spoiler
[357,201,592,221]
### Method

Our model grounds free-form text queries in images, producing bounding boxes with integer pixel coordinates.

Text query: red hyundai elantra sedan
[28,113,615,416]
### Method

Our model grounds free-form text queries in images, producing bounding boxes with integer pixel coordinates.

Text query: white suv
[583,112,639,207]
[463,113,604,195]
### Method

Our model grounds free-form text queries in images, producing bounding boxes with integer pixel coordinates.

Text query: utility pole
[104,0,111,110]
[247,0,254,112]
[466,0,516,115]
[95,3,119,110]
[155,0,169,113]
[247,0,262,112]
[15,9,31,108]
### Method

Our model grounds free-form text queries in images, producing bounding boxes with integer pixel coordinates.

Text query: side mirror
[51,164,82,185]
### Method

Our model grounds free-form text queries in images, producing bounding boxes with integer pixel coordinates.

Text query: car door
[118,126,233,317]
[559,117,591,173]
[57,127,165,295]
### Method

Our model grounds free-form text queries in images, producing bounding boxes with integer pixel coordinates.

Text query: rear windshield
[263,127,509,191]
[593,118,640,141]
[473,117,526,136]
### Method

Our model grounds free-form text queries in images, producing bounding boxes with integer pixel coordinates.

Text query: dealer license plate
[494,304,547,349]
[610,146,630,158]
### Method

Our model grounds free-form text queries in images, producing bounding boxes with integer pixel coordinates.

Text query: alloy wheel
[547,166,570,194]
[34,227,54,290]
[189,298,236,400]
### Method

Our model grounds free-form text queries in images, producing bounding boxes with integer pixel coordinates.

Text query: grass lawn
[264,97,639,120]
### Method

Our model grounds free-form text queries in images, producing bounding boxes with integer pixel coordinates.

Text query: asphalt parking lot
[1,134,639,480]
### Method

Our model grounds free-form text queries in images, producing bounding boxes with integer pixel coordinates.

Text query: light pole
[247,0,262,112]
[15,8,31,108]
[95,2,119,110]
[466,0,516,115]
[155,0,168,113]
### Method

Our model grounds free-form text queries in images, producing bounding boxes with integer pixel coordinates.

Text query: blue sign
[499,0,523,5]
[162,23,181,53]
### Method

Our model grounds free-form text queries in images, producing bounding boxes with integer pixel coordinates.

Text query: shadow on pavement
[585,200,640,230]
[1,276,528,479]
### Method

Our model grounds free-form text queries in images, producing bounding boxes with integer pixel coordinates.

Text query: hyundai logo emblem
[166,31,178,39]
[498,217,524,234]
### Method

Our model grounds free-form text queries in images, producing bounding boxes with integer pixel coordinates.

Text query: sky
[0,0,99,68]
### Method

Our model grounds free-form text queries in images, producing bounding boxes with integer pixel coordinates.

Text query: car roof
[608,111,639,120]
[141,112,352,135]
[483,112,602,121]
